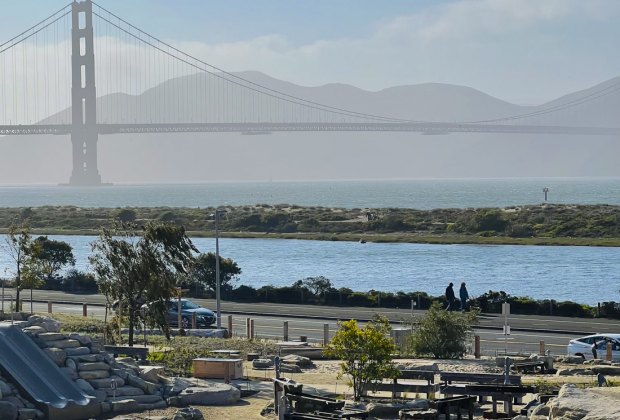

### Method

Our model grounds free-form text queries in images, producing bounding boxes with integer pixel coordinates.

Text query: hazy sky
[1,0,619,105]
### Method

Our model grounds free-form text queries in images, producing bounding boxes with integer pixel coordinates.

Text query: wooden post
[539,340,545,355]
[250,319,255,339]
[606,342,613,361]
[227,315,233,338]
[191,312,197,329]
[323,323,329,346]
[82,303,87,317]
[283,321,289,342]
[47,301,52,314]
[246,317,251,339]
[177,296,182,328]
[474,335,481,359]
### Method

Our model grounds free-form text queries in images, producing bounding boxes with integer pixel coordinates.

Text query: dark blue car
[165,299,216,329]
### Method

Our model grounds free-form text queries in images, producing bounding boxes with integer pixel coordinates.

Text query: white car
[567,334,620,361]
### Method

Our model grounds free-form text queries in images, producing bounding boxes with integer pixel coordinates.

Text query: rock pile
[0,375,44,420]
[0,315,240,419]
[23,315,168,416]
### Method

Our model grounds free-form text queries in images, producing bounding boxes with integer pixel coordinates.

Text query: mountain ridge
[2,72,618,184]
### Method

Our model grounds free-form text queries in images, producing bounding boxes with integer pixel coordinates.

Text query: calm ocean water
[0,178,618,304]
[0,178,618,209]
[0,235,618,305]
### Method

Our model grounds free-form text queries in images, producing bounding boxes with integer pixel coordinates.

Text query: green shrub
[407,302,478,359]
[115,209,137,222]
[324,316,398,401]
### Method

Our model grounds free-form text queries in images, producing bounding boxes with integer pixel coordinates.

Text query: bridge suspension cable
[90,1,620,127]
[91,1,420,125]
[0,3,72,126]
[1,1,617,129]
[462,79,620,124]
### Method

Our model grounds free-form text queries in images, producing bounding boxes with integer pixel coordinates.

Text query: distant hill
[1,72,619,184]
[40,71,620,126]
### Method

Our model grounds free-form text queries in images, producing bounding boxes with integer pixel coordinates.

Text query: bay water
[0,178,618,305]
[0,178,618,209]
[0,235,617,306]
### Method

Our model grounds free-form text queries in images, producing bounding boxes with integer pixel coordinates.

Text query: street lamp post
[213,209,226,329]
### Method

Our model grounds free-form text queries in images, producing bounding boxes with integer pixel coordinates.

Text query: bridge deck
[1,123,618,136]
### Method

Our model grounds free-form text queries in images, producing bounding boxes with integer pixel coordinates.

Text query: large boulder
[125,373,159,394]
[75,379,95,392]
[89,376,125,389]
[161,377,194,397]
[43,348,67,366]
[21,326,46,336]
[36,333,65,342]
[65,347,91,356]
[78,362,110,372]
[170,383,240,406]
[555,368,594,376]
[68,354,103,363]
[15,408,41,420]
[174,407,205,419]
[0,400,18,420]
[281,354,314,367]
[138,366,165,383]
[27,315,60,333]
[44,339,81,349]
[279,364,302,373]
[557,355,585,364]
[591,365,620,376]
[548,384,620,419]
[0,379,13,397]
[78,370,110,380]
[252,359,273,369]
[68,333,92,347]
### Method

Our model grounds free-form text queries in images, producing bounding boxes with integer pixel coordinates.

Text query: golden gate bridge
[1,1,619,184]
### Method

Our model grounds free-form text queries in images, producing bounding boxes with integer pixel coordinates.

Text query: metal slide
[0,324,101,419]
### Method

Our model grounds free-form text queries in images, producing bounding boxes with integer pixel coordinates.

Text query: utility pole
[213,209,226,329]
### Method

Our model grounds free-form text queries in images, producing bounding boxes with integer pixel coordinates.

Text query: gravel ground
[101,357,602,419]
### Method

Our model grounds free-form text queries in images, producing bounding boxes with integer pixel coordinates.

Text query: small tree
[324,316,398,401]
[301,276,333,301]
[115,208,137,223]
[187,252,241,296]
[408,302,478,359]
[4,224,38,311]
[90,221,197,345]
[32,236,76,282]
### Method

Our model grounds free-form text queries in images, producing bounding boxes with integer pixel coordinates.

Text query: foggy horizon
[1,0,618,185]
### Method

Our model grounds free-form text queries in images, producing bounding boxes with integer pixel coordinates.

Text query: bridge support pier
[69,0,101,186]
[69,129,101,185]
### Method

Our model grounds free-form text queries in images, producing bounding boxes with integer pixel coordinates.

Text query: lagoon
[1,235,617,305]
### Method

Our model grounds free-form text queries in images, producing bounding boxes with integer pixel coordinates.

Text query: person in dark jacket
[445,282,455,311]
[459,282,469,311]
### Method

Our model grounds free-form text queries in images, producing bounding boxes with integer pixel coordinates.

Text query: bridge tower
[69,0,101,185]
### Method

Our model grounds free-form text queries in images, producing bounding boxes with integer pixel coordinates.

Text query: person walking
[460,282,469,311]
[445,282,456,311]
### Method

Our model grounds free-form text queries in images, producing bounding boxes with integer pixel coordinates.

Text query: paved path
[5,289,620,356]
[16,289,619,335]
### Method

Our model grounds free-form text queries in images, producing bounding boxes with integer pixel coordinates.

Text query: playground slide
[0,324,101,420]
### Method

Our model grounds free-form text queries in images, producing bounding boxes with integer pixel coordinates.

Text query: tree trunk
[128,301,135,346]
[15,265,20,312]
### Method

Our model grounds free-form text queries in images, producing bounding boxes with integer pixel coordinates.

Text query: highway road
[6,290,620,357]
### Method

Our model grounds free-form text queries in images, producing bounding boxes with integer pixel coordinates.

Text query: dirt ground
[110,357,599,419]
